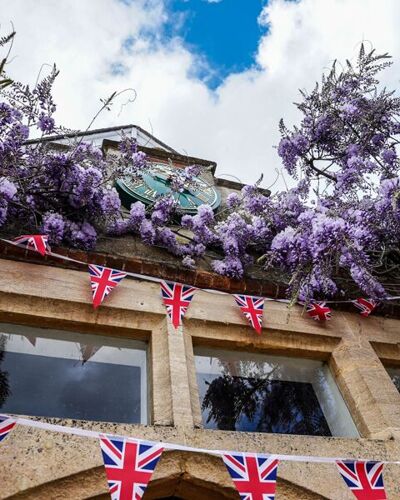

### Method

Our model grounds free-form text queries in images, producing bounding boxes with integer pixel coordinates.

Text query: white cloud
[2,0,400,191]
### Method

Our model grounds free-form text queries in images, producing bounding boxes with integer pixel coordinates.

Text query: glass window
[195,347,358,438]
[0,323,147,424]
[386,366,400,393]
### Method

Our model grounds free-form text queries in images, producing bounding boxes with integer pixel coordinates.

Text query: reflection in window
[386,367,400,393]
[195,348,358,437]
[0,323,147,424]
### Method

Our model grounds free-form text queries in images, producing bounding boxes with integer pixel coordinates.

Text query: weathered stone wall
[0,258,400,499]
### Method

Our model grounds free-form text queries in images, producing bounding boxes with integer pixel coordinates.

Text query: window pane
[0,323,147,424]
[195,348,358,437]
[386,367,400,393]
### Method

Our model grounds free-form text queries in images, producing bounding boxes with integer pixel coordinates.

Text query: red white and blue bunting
[12,234,50,256]
[306,301,332,321]
[234,294,264,334]
[160,280,196,329]
[222,452,279,499]
[0,236,397,498]
[2,235,400,333]
[352,298,378,318]
[100,436,163,500]
[1,236,398,499]
[0,414,395,499]
[88,264,127,309]
[0,415,16,443]
[336,460,387,500]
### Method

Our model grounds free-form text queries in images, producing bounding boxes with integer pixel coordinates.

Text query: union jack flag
[352,298,378,317]
[336,460,387,500]
[234,295,264,334]
[13,234,50,256]
[306,301,332,321]
[222,453,279,500]
[160,280,196,329]
[100,436,163,500]
[0,415,16,443]
[88,265,127,309]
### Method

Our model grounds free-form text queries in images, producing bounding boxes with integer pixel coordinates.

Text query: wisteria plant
[0,31,150,250]
[1,32,399,303]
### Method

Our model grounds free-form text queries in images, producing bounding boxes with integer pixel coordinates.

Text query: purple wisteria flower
[38,113,55,133]
[0,177,17,201]
[1,32,399,303]
[0,35,128,250]
[66,221,97,250]
[278,133,308,175]
[151,196,177,225]
[382,149,397,165]
[226,192,241,209]
[41,212,65,245]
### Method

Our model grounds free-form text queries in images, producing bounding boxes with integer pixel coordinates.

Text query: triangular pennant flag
[0,415,17,443]
[160,280,196,329]
[13,234,50,256]
[88,265,127,309]
[306,301,332,321]
[100,436,163,500]
[22,335,36,347]
[336,460,387,499]
[222,453,279,500]
[79,344,101,364]
[234,294,264,334]
[352,298,378,317]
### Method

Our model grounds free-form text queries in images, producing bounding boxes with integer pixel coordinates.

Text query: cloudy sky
[2,0,400,189]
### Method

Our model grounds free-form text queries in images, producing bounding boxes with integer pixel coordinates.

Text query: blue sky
[166,0,268,88]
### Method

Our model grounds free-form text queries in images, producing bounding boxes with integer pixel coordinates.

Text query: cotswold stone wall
[0,257,400,499]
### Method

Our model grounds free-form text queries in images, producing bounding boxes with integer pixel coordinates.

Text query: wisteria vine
[1,32,399,303]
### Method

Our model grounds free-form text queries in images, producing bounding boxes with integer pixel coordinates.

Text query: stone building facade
[0,127,400,499]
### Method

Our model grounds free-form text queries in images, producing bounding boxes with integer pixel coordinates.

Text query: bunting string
[2,414,400,465]
[2,236,400,306]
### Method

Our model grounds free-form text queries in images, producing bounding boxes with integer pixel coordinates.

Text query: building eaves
[24,124,178,153]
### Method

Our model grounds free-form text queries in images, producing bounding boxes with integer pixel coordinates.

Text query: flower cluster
[0,33,146,250]
[166,47,400,301]
[278,46,400,195]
